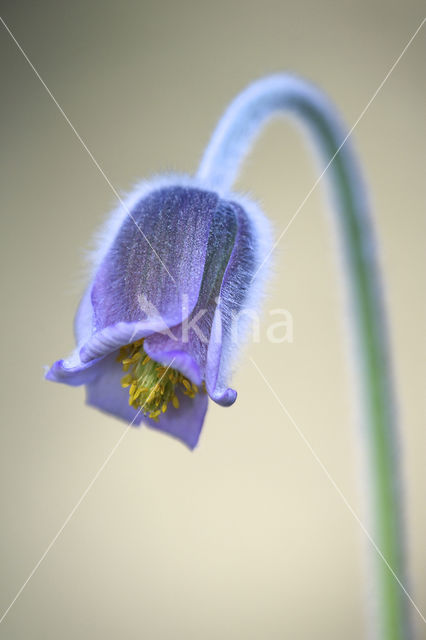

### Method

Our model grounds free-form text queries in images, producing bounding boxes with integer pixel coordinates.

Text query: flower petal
[143,341,203,385]
[91,185,219,333]
[47,320,164,383]
[86,353,208,449]
[86,353,143,425]
[80,319,172,363]
[46,352,104,385]
[205,196,273,401]
[205,301,237,406]
[46,177,272,448]
[143,198,238,390]
[144,388,209,449]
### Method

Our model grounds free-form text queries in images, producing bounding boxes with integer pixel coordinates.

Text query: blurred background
[0,1,424,638]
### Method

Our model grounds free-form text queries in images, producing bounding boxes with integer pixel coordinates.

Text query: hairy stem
[197,74,410,639]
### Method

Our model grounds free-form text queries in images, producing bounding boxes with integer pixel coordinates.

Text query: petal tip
[207,386,237,407]
[45,360,64,382]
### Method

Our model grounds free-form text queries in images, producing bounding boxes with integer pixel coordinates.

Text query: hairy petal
[47,182,220,382]
[143,199,238,388]
[91,186,219,332]
[46,175,272,448]
[206,196,273,402]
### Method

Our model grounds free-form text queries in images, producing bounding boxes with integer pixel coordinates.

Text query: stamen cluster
[117,339,199,420]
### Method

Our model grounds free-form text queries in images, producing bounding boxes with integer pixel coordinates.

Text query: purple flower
[46,175,272,448]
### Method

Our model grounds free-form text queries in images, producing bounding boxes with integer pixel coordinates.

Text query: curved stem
[197,74,410,639]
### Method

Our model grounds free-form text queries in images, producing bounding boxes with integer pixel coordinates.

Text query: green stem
[197,74,411,639]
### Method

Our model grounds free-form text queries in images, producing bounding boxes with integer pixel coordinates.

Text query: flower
[46,175,272,448]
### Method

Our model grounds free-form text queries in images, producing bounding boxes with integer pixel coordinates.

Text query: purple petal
[86,353,208,449]
[91,186,219,333]
[46,353,104,386]
[80,319,171,363]
[46,176,273,448]
[47,318,174,382]
[144,198,239,401]
[74,286,94,348]
[143,340,203,385]
[205,197,272,402]
[86,353,143,425]
[143,197,264,408]
[205,301,237,406]
[143,388,209,449]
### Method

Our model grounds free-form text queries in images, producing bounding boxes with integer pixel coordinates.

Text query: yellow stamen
[121,373,133,387]
[116,339,203,419]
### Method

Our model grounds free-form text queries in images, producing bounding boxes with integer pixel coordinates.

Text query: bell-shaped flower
[46,175,272,448]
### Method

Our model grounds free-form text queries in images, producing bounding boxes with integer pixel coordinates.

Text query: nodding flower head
[46,175,272,448]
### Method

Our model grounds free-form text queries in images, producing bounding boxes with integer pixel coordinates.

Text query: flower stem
[197,74,411,639]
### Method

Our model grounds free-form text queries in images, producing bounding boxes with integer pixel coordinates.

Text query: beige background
[0,1,425,638]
